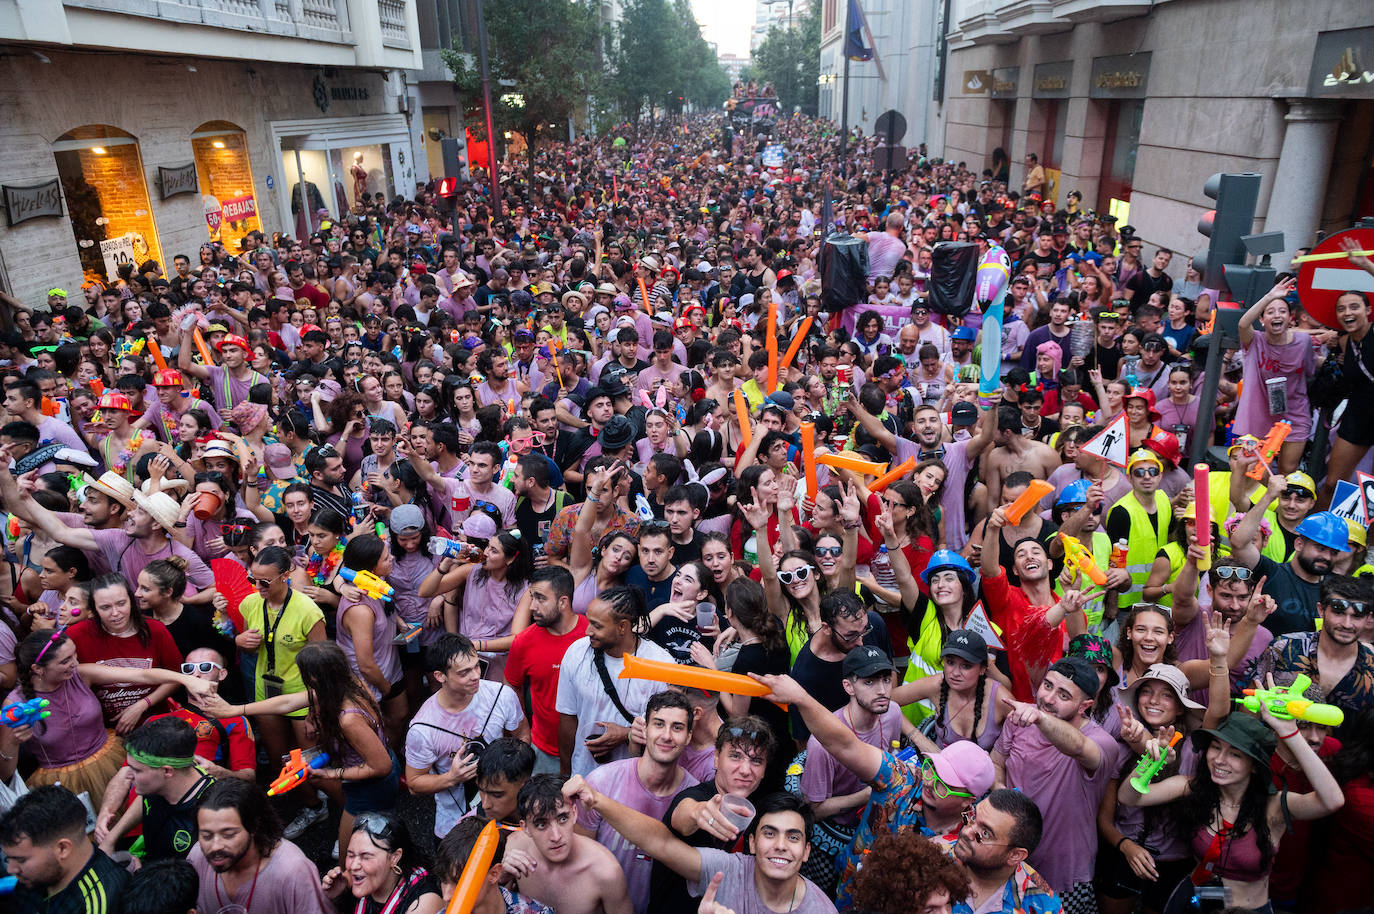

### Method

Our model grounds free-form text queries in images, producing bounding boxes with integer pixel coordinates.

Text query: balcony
[997,0,1069,35]
[1049,0,1152,23]
[62,0,356,44]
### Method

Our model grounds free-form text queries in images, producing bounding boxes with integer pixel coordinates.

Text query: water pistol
[1129,731,1183,794]
[0,874,16,894]
[1235,674,1345,726]
[1057,532,1107,587]
[1,697,51,729]
[339,567,394,602]
[266,748,330,796]
[1245,421,1292,481]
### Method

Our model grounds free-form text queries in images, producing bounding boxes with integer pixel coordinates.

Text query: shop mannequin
[351,151,367,200]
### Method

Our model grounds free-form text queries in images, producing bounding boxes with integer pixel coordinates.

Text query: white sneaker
[330,840,339,859]
[283,802,328,839]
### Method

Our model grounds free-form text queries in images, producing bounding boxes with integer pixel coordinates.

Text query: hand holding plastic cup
[719,793,755,832]
[696,602,718,631]
[193,490,223,520]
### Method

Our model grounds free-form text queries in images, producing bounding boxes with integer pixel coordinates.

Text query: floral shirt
[835,752,959,910]
[501,886,554,914]
[1255,631,1374,727]
[543,502,640,562]
[935,835,1061,914]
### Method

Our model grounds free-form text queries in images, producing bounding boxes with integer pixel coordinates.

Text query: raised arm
[1238,279,1297,348]
[1231,474,1284,569]
[753,673,883,782]
[874,507,921,609]
[844,391,898,454]
[561,776,703,881]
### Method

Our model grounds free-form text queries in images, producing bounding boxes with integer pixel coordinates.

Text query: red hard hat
[1144,428,1181,467]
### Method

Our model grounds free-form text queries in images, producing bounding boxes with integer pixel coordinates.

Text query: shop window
[1098,99,1144,213]
[192,122,262,256]
[53,125,163,285]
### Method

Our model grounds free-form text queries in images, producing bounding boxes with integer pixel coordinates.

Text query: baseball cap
[950,402,978,427]
[1047,656,1100,699]
[951,326,976,342]
[941,629,987,664]
[389,504,425,535]
[931,741,995,798]
[842,645,895,679]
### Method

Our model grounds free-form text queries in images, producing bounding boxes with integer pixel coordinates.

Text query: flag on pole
[844,0,873,61]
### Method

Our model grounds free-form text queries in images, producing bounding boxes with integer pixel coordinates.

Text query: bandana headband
[126,746,197,769]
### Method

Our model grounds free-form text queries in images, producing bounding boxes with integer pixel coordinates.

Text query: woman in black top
[1322,284,1374,506]
[321,811,442,914]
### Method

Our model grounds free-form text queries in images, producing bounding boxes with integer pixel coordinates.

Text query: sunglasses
[1214,566,1253,581]
[1280,489,1313,500]
[960,809,1011,845]
[815,545,844,558]
[1143,343,1165,351]
[352,811,396,843]
[181,661,223,674]
[1326,598,1371,618]
[221,523,253,536]
[923,759,975,799]
[248,571,285,588]
[313,444,339,458]
[881,496,909,510]
[1131,467,1161,478]
[776,566,814,585]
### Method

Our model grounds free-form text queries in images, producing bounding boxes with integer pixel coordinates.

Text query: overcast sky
[690,0,754,58]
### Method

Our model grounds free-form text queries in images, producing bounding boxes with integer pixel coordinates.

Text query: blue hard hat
[1057,478,1092,507]
[1295,511,1350,552]
[920,549,976,587]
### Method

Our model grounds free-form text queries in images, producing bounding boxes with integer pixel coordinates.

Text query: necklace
[307,542,346,585]
[214,856,262,911]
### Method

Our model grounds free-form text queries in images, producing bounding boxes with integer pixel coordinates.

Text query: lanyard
[263,586,292,676]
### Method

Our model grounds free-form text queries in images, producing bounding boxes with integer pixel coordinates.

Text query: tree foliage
[441,0,601,178]
[607,0,731,124]
[750,0,820,116]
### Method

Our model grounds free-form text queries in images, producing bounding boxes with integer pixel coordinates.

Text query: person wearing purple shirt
[576,691,700,914]
[1170,555,1277,697]
[993,657,1120,904]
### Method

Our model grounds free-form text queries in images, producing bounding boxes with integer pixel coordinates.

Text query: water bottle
[872,545,896,590]
[1110,539,1129,569]
[1069,317,1094,359]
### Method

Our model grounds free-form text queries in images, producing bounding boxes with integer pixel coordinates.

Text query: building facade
[0,0,421,306]
[943,0,1374,262]
[817,0,944,157]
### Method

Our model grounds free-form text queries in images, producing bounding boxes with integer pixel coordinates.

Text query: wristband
[1115,836,1131,851]
[1279,730,1300,740]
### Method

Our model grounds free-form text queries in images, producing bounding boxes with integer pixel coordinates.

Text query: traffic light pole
[475,0,502,220]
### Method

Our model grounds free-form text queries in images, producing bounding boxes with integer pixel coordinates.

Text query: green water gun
[1235,674,1345,726]
[1129,731,1183,794]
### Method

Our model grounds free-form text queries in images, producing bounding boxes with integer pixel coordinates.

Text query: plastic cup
[193,490,223,520]
[696,602,718,630]
[720,793,755,832]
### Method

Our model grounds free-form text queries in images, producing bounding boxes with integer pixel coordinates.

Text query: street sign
[874,109,907,143]
[1297,227,1374,330]
[1081,413,1129,468]
[1329,479,1366,526]
[1360,472,1374,524]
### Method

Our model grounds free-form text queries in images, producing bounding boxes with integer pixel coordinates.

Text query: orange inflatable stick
[618,653,787,709]
[444,819,500,914]
[817,452,889,477]
[779,317,813,373]
[733,388,752,451]
[800,423,818,499]
[868,457,917,493]
[191,328,214,365]
[1003,479,1054,525]
[766,304,778,391]
[146,337,169,373]
[636,277,653,316]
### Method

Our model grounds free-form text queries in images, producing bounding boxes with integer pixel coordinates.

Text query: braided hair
[937,667,987,744]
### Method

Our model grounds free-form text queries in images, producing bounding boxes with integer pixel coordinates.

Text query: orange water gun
[1246,421,1292,480]
[267,749,329,796]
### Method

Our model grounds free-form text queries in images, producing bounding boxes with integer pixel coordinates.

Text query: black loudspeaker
[819,232,869,312]
[928,242,980,317]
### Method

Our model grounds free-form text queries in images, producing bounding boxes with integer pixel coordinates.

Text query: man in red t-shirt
[980,505,1068,701]
[505,567,588,774]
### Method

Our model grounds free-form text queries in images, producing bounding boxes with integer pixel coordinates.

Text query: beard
[1296,553,1331,576]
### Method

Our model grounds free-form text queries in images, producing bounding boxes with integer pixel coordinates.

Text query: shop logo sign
[3,179,63,226]
[314,73,330,112]
[158,163,199,199]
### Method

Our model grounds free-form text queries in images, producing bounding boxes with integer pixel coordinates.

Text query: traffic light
[440,136,468,181]
[1194,173,1261,291]
[436,176,459,213]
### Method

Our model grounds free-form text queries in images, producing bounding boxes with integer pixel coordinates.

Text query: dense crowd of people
[0,104,1373,914]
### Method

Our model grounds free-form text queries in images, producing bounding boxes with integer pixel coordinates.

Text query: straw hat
[81,471,137,510]
[132,490,182,531]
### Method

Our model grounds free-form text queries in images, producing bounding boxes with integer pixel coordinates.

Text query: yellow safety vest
[1156,541,1187,608]
[1117,491,1171,612]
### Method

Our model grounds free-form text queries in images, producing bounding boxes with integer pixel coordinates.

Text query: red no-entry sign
[1297,228,1374,330]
